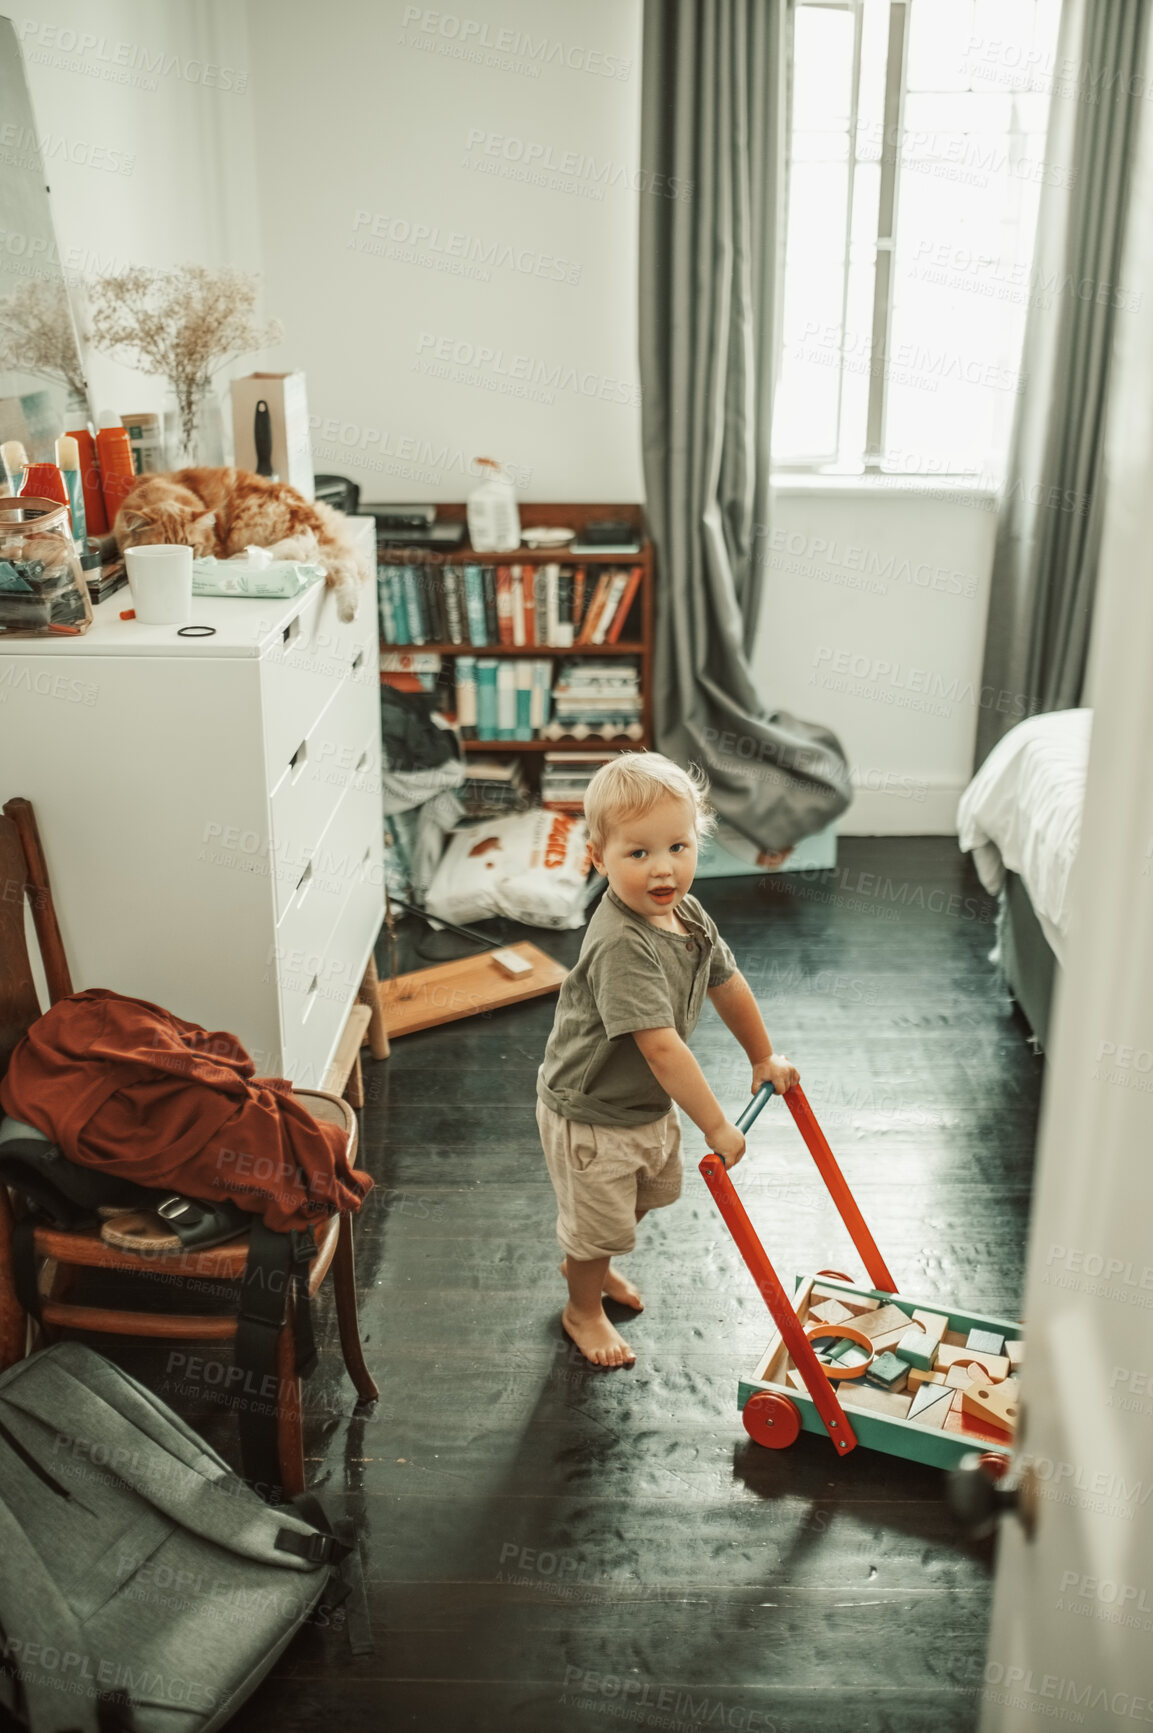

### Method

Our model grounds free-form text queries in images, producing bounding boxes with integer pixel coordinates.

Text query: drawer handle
[302,974,319,1022]
[356,749,368,772]
[289,739,307,776]
[295,859,313,899]
[351,649,365,673]
[282,615,302,649]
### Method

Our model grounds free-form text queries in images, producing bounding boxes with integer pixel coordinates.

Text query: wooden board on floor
[377,942,567,1038]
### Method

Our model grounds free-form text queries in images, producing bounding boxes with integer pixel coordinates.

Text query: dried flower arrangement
[88,265,283,461]
[0,277,87,403]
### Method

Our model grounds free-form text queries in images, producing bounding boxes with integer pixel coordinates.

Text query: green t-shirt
[537,887,737,1128]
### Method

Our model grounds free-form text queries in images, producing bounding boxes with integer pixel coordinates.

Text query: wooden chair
[0,796,378,1496]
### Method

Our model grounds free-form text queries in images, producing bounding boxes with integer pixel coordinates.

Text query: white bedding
[956,709,1092,963]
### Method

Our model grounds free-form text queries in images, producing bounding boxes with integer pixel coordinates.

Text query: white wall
[16,0,262,424]
[755,480,999,834]
[243,0,644,504]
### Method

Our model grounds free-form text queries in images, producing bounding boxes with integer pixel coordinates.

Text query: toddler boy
[536,752,798,1367]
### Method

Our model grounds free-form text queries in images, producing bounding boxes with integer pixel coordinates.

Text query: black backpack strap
[234,1223,319,1499]
[284,1494,374,1656]
[9,1215,42,1322]
[234,1221,292,1498]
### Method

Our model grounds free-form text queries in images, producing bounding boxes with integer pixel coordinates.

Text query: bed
[956,709,1092,1050]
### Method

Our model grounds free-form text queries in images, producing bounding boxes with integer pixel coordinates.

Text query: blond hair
[583,752,716,853]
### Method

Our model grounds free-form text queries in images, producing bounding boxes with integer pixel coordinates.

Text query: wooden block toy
[895,1325,938,1372]
[907,1383,954,1429]
[962,1378,1020,1433]
[870,1326,915,1354]
[1006,1339,1025,1372]
[490,947,535,979]
[907,1366,949,1390]
[828,1338,870,1367]
[787,1367,807,1391]
[866,1352,909,1392]
[842,1381,913,1419]
[809,1297,855,1327]
[811,1284,868,1305]
[943,1401,1012,1445]
[942,1329,967,1347]
[913,1309,948,1347]
[853,1303,911,1341]
[937,1343,1009,1382]
[945,1363,978,1389]
[966,1327,1006,1358]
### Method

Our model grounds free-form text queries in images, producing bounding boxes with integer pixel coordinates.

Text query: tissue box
[231,372,314,499]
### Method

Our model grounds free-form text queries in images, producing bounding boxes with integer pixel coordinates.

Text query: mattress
[956,709,1092,964]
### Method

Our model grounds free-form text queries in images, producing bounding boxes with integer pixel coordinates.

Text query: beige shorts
[536,1097,683,1261]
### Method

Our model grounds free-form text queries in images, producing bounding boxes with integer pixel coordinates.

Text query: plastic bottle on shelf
[466,458,521,553]
[94,422,139,525]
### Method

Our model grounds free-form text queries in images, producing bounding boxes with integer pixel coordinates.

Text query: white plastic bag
[425,809,593,929]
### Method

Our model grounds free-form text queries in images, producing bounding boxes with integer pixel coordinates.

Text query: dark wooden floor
[122,839,1046,1731]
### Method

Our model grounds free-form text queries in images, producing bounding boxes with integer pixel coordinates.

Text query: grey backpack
[0,1341,366,1732]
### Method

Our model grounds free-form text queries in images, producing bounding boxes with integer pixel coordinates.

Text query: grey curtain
[639,0,851,854]
[975,0,1149,768]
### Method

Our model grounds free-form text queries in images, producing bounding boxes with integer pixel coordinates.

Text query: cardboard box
[230,372,313,499]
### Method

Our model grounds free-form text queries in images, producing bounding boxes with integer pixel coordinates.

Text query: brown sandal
[100,1195,252,1255]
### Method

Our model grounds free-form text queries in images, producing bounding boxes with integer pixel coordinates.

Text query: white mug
[125,544,194,624]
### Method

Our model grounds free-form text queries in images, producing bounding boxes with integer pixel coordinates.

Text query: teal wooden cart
[700,1084,1022,1471]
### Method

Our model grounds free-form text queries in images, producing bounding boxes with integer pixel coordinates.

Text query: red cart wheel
[742,1391,801,1450]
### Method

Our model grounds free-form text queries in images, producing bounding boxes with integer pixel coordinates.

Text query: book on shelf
[482,565,499,642]
[402,567,424,644]
[460,756,530,816]
[496,661,517,739]
[515,660,534,740]
[444,566,465,643]
[604,566,643,642]
[555,567,574,648]
[522,565,536,645]
[496,566,515,645]
[475,658,499,738]
[381,650,443,674]
[531,658,551,730]
[464,565,487,646]
[576,572,612,644]
[455,654,478,738]
[511,564,527,646]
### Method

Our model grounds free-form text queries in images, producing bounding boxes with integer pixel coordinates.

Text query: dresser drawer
[274,760,380,973]
[279,834,384,1087]
[269,675,377,920]
[261,585,375,775]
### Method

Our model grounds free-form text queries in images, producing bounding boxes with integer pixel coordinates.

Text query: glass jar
[0,496,94,636]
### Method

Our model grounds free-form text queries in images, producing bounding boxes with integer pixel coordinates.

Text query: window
[771,0,1062,478]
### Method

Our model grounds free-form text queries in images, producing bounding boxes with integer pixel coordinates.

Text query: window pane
[884,0,1060,471]
[773,4,856,461]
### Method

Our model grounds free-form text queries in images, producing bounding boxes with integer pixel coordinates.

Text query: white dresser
[0,522,384,1088]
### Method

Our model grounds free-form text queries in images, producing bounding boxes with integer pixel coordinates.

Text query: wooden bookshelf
[376,503,656,787]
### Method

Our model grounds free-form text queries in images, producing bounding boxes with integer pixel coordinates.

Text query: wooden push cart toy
[700,1083,1024,1470]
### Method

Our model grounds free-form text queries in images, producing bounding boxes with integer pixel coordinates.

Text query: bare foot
[561,1259,644,1311]
[758,845,794,870]
[562,1304,636,1368]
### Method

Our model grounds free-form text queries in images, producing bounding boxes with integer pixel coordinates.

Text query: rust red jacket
[0,989,372,1234]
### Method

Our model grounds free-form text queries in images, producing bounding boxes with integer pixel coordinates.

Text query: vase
[164,388,225,470]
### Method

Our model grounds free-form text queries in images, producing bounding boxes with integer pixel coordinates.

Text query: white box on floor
[231,372,314,499]
[695,822,838,879]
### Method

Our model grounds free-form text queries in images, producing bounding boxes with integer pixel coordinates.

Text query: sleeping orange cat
[114,468,369,620]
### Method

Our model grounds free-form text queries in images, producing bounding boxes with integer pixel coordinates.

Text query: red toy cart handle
[699,1082,898,1456]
